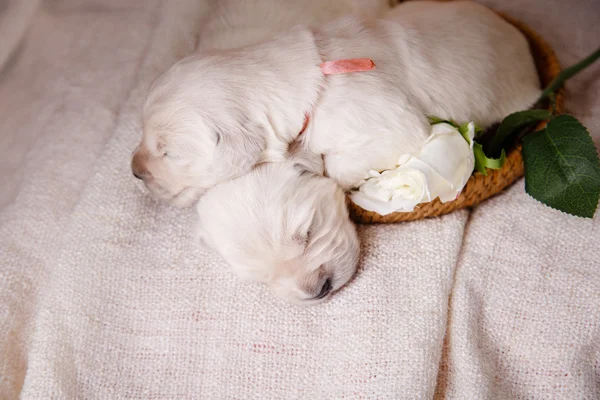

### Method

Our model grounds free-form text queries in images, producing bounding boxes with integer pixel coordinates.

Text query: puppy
[132,0,392,206]
[133,0,540,205]
[307,1,542,188]
[195,148,360,304]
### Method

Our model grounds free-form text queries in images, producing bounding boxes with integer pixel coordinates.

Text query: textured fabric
[0,0,599,399]
[434,1,600,399]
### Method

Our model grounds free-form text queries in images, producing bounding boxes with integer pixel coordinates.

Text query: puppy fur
[195,149,360,304]
[306,1,541,187]
[133,1,540,205]
[132,0,391,206]
[141,1,542,301]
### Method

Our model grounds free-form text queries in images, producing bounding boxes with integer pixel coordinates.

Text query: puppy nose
[131,151,149,180]
[313,278,332,300]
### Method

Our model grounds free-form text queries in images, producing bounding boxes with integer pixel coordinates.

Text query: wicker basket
[348,11,565,224]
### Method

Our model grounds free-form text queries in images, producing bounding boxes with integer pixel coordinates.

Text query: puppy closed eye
[155,141,173,158]
[162,150,184,161]
[157,142,181,160]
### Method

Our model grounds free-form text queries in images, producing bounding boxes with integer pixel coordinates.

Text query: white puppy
[133,0,540,205]
[132,0,391,206]
[196,148,360,304]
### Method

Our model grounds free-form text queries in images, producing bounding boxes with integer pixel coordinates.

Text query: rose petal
[414,123,475,202]
[350,189,422,215]
[352,120,478,212]
[351,168,428,214]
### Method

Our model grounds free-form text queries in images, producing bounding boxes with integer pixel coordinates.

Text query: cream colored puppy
[133,1,540,205]
[132,0,391,206]
[195,149,360,304]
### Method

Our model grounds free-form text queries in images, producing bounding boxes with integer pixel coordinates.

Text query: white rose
[415,122,475,202]
[351,169,430,215]
[350,122,475,215]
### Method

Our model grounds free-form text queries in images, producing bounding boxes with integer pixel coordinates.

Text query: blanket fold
[1,0,598,398]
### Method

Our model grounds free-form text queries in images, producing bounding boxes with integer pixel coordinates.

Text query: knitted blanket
[1,0,598,398]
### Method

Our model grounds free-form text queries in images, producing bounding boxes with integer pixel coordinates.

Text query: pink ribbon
[320,58,376,75]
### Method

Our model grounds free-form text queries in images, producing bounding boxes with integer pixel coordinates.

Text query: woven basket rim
[348,9,565,224]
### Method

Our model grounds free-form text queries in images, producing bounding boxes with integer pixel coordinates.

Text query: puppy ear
[213,121,267,179]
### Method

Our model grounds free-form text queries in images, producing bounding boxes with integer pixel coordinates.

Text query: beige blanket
[1,0,598,398]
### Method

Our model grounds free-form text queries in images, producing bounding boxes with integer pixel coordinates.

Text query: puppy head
[196,152,359,304]
[131,53,270,207]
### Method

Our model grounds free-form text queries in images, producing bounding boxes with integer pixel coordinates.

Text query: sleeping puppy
[309,1,542,188]
[133,0,540,205]
[132,0,392,206]
[195,148,359,304]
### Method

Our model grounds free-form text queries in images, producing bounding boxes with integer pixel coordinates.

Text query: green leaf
[458,122,473,144]
[473,143,506,176]
[427,115,458,127]
[458,121,483,141]
[488,109,552,155]
[523,114,600,218]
